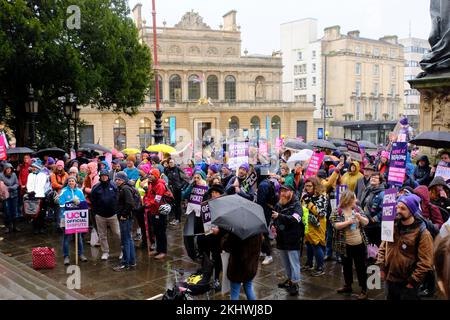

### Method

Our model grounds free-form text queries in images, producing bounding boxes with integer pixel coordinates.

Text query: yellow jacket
[340,161,363,192]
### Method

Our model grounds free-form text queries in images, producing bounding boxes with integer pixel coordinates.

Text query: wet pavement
[0,216,441,300]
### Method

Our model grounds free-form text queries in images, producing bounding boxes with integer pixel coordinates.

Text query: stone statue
[420,0,450,75]
[255,80,264,99]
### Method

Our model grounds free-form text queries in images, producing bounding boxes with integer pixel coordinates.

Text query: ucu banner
[64,201,89,235]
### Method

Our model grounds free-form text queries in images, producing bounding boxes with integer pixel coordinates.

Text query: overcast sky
[128,0,431,54]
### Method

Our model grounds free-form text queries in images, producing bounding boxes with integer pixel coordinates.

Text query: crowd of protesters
[1,122,450,301]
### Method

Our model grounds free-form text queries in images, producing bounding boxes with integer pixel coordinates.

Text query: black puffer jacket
[273,198,304,250]
[413,155,432,186]
[117,183,135,219]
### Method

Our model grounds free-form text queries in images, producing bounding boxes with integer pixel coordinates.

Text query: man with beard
[225,163,254,201]
[360,172,385,247]
[271,183,304,296]
[109,159,122,182]
[376,194,433,300]
[221,164,235,189]
[355,164,376,204]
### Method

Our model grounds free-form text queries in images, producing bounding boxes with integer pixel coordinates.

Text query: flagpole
[152,0,164,144]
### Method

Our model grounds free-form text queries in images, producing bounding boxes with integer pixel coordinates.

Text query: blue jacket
[90,180,118,218]
[58,186,86,220]
[124,167,140,182]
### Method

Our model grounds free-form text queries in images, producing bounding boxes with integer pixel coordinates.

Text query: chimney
[347,30,360,38]
[323,25,341,40]
[132,3,143,29]
[223,10,237,31]
[379,35,398,45]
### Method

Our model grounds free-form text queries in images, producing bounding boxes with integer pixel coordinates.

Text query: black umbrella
[330,139,347,148]
[308,140,337,150]
[208,194,268,240]
[410,131,450,149]
[34,147,66,159]
[81,143,112,154]
[6,147,34,155]
[357,140,377,149]
[284,139,313,151]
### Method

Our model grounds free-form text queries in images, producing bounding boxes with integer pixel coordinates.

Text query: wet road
[0,216,432,300]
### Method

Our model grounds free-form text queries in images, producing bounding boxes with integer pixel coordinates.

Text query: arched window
[139,118,152,150]
[207,75,218,100]
[169,74,182,102]
[113,118,127,151]
[228,116,239,132]
[150,75,163,102]
[225,75,236,101]
[255,76,265,100]
[250,116,261,139]
[271,116,281,140]
[188,75,201,101]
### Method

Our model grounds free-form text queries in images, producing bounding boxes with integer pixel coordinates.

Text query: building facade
[398,37,430,131]
[281,22,405,144]
[79,4,315,152]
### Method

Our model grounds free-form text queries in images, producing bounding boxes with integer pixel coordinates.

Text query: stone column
[409,73,450,133]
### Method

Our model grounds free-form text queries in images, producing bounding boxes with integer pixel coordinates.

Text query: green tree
[0,0,153,149]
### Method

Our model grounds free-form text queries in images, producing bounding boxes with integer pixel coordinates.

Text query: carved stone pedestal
[409,72,450,133]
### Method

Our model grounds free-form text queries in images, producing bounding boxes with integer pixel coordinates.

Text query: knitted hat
[398,194,422,217]
[381,151,390,160]
[429,176,447,189]
[114,171,129,183]
[80,164,88,172]
[56,160,65,168]
[280,183,295,192]
[31,159,44,170]
[194,170,207,180]
[209,164,219,174]
[239,163,250,172]
[112,159,120,165]
[69,167,79,174]
[222,163,231,171]
[99,169,109,177]
[116,152,124,158]
[127,155,136,163]
[47,157,56,165]
[150,168,160,179]
[66,176,77,183]
[399,117,409,126]
[139,163,152,175]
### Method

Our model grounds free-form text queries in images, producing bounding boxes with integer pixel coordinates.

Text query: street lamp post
[71,101,80,151]
[62,96,73,151]
[151,0,164,144]
[25,86,39,150]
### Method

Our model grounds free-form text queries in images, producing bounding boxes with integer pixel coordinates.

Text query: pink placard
[304,152,325,179]
[0,134,7,160]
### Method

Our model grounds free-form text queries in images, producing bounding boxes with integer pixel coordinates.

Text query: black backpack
[416,215,439,239]
[129,186,143,212]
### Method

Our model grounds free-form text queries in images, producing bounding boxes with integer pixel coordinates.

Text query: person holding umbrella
[271,183,304,296]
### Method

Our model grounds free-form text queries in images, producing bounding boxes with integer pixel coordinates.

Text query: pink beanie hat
[139,163,152,175]
[56,160,65,168]
[381,151,390,159]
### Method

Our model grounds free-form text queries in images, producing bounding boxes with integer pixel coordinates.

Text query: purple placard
[381,188,397,242]
[388,142,408,186]
[201,203,212,235]
[189,185,208,205]
[336,185,348,208]
[345,139,362,162]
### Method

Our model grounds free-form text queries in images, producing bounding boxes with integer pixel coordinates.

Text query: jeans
[151,214,167,254]
[306,243,324,270]
[341,243,367,291]
[325,220,334,257]
[279,250,301,283]
[4,197,18,225]
[119,218,136,266]
[230,281,256,300]
[95,215,121,254]
[63,231,84,257]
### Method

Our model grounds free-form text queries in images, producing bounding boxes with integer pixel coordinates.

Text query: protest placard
[388,142,408,186]
[336,185,348,208]
[0,133,7,160]
[227,142,249,170]
[436,161,450,183]
[242,170,258,192]
[186,185,208,217]
[64,201,89,235]
[381,188,397,242]
[345,139,362,162]
[304,152,325,179]
[201,203,212,236]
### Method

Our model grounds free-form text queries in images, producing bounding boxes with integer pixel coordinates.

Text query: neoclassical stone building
[79,4,315,151]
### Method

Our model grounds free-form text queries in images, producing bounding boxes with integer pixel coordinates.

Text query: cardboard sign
[436,161,450,183]
[336,185,348,208]
[228,142,249,170]
[388,142,408,186]
[242,170,258,192]
[186,185,208,217]
[304,152,325,179]
[201,203,212,236]
[183,167,193,178]
[345,139,362,162]
[64,201,89,235]
[381,188,397,242]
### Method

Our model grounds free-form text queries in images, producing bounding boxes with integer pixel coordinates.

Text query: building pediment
[175,11,211,30]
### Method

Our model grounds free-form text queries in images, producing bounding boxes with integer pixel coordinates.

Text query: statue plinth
[408,72,450,133]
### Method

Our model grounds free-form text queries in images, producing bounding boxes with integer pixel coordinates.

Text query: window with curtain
[206,75,218,100]
[225,75,236,101]
[113,118,127,151]
[188,75,201,101]
[139,118,152,149]
[169,74,182,102]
